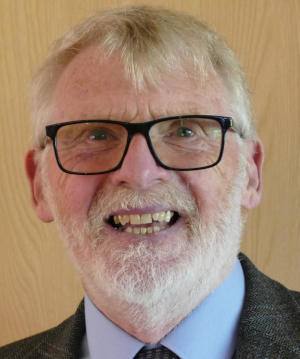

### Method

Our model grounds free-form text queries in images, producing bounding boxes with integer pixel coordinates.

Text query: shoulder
[236,253,300,358]
[0,300,85,359]
[239,252,300,310]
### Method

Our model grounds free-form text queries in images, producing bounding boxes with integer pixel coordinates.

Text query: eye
[89,129,114,140]
[177,127,194,137]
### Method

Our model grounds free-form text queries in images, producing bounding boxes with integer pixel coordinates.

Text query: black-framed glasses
[45,115,233,175]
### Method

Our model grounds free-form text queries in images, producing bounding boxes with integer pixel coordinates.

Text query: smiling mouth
[107,210,180,235]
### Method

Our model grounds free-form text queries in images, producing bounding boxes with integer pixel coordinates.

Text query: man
[0,5,299,359]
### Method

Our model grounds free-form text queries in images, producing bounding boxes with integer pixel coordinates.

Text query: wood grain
[0,0,299,345]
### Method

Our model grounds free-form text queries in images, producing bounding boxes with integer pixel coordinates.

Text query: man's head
[25,6,263,342]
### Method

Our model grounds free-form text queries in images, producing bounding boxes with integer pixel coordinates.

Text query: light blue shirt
[81,259,245,359]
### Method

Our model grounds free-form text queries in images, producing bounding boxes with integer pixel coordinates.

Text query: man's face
[30,46,258,338]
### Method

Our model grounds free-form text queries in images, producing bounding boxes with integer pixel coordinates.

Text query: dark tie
[134,345,180,359]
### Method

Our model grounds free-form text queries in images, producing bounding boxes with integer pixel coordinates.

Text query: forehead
[50,46,231,123]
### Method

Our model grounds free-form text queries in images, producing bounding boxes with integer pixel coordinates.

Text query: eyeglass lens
[55,118,223,173]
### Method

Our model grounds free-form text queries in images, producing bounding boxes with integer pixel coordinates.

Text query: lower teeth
[123,225,164,234]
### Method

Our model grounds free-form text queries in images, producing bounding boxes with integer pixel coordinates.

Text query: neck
[85,289,194,343]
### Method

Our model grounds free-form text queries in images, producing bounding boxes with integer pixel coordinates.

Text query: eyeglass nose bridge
[118,121,165,170]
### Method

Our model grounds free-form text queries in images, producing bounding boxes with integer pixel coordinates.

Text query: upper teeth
[113,211,174,226]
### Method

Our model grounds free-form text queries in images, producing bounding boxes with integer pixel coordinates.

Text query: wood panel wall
[0,0,299,346]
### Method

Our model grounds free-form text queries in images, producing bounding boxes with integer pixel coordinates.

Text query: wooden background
[0,0,299,346]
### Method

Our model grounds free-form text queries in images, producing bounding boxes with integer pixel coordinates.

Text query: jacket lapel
[234,253,300,358]
[36,300,86,358]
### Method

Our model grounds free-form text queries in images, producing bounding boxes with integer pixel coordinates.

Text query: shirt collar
[84,259,245,359]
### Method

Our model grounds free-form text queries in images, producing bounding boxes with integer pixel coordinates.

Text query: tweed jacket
[0,253,299,358]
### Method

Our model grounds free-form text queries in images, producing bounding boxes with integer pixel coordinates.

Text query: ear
[25,149,53,222]
[241,139,264,209]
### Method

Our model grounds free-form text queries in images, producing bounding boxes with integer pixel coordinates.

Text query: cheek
[180,145,241,214]
[181,171,229,212]
[46,157,104,218]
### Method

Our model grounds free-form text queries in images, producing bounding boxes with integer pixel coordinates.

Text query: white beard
[45,167,246,335]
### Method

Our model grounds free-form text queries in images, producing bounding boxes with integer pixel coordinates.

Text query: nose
[107,134,170,189]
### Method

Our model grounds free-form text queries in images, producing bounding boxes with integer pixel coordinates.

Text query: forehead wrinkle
[106,103,198,123]
[149,105,205,119]
[88,102,140,122]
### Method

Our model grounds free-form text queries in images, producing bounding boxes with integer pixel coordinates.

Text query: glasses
[45,115,233,175]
